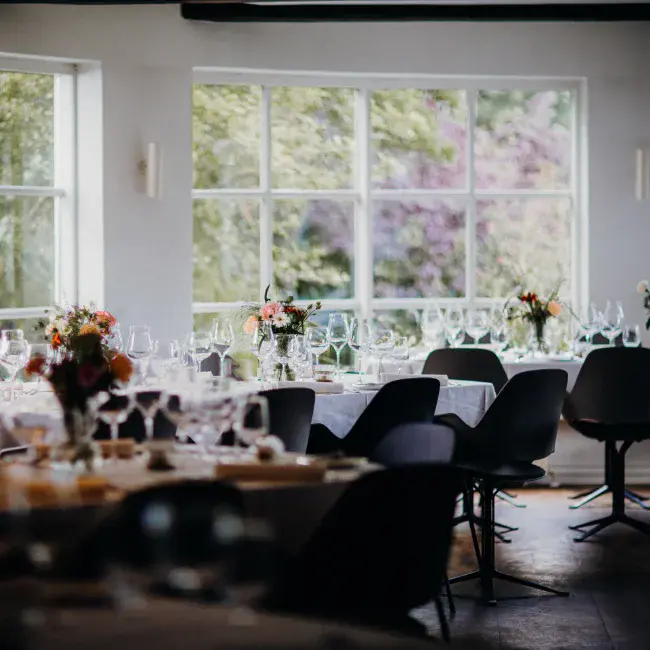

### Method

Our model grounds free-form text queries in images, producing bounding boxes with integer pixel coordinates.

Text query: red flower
[25,356,47,378]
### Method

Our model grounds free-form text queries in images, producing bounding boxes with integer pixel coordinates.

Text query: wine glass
[211,318,235,378]
[391,336,410,375]
[370,329,395,382]
[348,317,372,383]
[622,324,642,348]
[490,309,510,353]
[306,327,330,367]
[421,307,445,349]
[234,395,270,448]
[1,330,29,398]
[127,326,153,385]
[465,309,490,346]
[288,335,309,380]
[108,323,124,352]
[599,301,622,347]
[133,390,166,444]
[189,332,212,375]
[444,308,465,348]
[270,334,292,382]
[250,321,272,380]
[327,313,349,378]
[97,393,134,460]
[162,340,182,377]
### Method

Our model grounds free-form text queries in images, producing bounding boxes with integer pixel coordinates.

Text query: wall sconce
[636,148,648,201]
[138,142,162,199]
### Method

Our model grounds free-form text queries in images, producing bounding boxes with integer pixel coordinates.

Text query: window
[0,61,76,338]
[192,75,579,333]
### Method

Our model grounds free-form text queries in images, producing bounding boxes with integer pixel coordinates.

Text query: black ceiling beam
[181,3,650,22]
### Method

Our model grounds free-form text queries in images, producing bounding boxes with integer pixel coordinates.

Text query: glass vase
[528,320,549,358]
[51,406,102,473]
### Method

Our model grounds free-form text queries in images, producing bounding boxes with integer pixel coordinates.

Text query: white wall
[1,5,650,343]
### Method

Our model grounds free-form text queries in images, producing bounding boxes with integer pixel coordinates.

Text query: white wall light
[635,148,648,201]
[138,142,163,199]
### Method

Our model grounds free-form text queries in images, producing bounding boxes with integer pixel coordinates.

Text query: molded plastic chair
[258,387,315,453]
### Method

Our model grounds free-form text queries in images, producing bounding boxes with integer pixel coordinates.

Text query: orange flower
[80,323,101,336]
[25,356,47,378]
[51,332,62,348]
[548,300,562,317]
[110,353,133,383]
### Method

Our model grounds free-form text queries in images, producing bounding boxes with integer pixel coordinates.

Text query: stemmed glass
[444,308,465,348]
[162,340,182,376]
[189,332,212,375]
[108,323,124,352]
[370,329,395,382]
[421,307,445,349]
[391,336,410,374]
[622,324,642,348]
[211,318,235,378]
[250,321,272,381]
[288,335,309,380]
[127,326,153,385]
[490,309,510,354]
[465,309,490,346]
[134,390,166,444]
[306,327,330,368]
[1,330,29,398]
[599,301,623,347]
[327,313,349,378]
[97,392,134,460]
[348,317,372,383]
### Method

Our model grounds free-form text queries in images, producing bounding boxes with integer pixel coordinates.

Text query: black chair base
[495,490,526,508]
[570,512,650,542]
[569,484,650,510]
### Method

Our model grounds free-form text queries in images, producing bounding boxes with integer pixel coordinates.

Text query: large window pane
[476,198,572,298]
[0,72,54,187]
[373,199,466,298]
[193,84,260,189]
[475,90,572,190]
[273,199,354,300]
[371,89,467,189]
[193,199,260,302]
[271,87,354,190]
[0,195,54,308]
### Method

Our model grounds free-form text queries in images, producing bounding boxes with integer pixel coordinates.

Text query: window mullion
[259,86,272,301]
[466,89,478,309]
[355,88,372,321]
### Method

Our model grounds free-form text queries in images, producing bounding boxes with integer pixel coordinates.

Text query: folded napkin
[383,373,448,387]
[214,459,326,482]
[276,380,344,394]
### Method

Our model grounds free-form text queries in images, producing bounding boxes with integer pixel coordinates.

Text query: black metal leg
[570,486,603,500]
[443,577,456,617]
[569,484,610,509]
[494,530,512,544]
[625,489,649,501]
[570,514,613,530]
[495,490,526,508]
[434,596,451,644]
[494,522,519,533]
[492,571,570,597]
[625,491,650,510]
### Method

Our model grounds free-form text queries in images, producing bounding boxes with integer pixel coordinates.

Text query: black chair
[563,347,650,542]
[422,348,509,394]
[307,378,441,458]
[439,369,569,604]
[262,465,463,642]
[369,423,455,467]
[258,388,315,453]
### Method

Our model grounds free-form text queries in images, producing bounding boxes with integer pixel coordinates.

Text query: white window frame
[192,69,585,323]
[0,56,77,326]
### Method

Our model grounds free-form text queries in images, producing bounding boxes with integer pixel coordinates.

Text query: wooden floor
[415,488,650,649]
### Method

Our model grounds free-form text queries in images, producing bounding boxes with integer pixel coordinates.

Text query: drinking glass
[189,332,212,374]
[490,308,509,353]
[599,301,622,347]
[623,324,642,348]
[162,339,182,376]
[271,334,292,382]
[108,323,124,352]
[1,330,29,396]
[465,309,490,345]
[348,317,372,382]
[327,313,349,378]
[97,393,134,459]
[288,335,308,379]
[211,318,235,378]
[134,390,165,444]
[306,327,330,366]
[127,326,153,384]
[391,336,410,374]
[421,307,445,349]
[444,308,465,348]
[370,329,395,381]
[250,321,272,380]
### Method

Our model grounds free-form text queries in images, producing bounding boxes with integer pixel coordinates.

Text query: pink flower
[260,302,283,321]
[95,310,117,328]
[244,315,259,334]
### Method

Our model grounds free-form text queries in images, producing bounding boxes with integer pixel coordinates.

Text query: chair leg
[443,577,456,618]
[625,489,649,501]
[434,596,451,644]
[494,522,519,533]
[569,484,610,510]
[492,571,570,597]
[624,491,650,510]
[495,490,526,508]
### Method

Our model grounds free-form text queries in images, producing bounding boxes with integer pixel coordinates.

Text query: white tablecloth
[312,380,496,438]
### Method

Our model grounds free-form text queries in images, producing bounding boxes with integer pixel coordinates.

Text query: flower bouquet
[26,332,133,471]
[241,286,321,380]
[34,303,117,354]
[506,284,562,355]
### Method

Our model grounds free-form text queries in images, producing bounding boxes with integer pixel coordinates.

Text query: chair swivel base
[495,490,527,508]
[449,568,569,606]
[569,484,650,510]
[570,512,650,542]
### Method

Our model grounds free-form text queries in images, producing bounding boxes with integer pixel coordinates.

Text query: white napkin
[276,380,344,394]
[383,374,448,387]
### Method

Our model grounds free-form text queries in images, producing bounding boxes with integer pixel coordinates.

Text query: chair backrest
[258,388,316,453]
[199,350,243,379]
[563,347,650,424]
[477,369,568,462]
[269,466,462,616]
[422,348,508,393]
[342,378,441,457]
[369,423,455,466]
